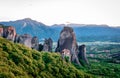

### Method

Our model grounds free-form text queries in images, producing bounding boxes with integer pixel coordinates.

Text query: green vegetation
[0,37,92,78]
[86,44,120,63]
[76,61,120,78]
[0,37,120,78]
[78,44,120,78]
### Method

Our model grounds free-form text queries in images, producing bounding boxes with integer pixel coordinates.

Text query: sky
[0,0,120,26]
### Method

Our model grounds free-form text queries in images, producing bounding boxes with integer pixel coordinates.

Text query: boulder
[78,45,89,65]
[55,26,81,66]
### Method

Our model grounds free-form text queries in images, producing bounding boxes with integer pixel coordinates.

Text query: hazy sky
[0,0,120,26]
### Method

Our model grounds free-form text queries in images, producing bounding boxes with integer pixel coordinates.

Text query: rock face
[0,24,4,37]
[14,34,20,43]
[3,26,16,41]
[0,25,40,51]
[31,36,39,50]
[15,34,39,50]
[55,27,81,65]
[0,27,3,37]
[0,25,16,41]
[16,34,32,48]
[78,45,89,65]
[0,24,16,41]
[43,38,53,52]
[61,49,71,62]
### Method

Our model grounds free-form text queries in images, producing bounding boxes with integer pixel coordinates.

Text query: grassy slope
[0,37,92,78]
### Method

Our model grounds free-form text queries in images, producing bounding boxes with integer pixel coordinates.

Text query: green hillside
[0,37,92,78]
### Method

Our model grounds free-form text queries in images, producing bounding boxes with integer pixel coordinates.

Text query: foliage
[76,44,120,78]
[0,37,92,78]
[78,61,120,78]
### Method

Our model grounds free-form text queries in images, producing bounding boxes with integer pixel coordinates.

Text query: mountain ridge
[1,18,120,27]
[0,18,120,42]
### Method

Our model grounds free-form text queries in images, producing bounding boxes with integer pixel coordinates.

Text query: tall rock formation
[0,24,40,51]
[3,26,16,41]
[0,27,3,37]
[0,24,3,37]
[16,34,32,48]
[78,45,89,65]
[55,26,81,66]
[14,34,20,43]
[31,36,39,50]
[43,38,53,52]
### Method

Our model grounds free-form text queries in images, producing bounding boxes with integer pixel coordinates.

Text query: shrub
[0,37,92,78]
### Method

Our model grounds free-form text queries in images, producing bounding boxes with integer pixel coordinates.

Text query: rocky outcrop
[16,34,32,48]
[15,34,39,50]
[0,27,3,37]
[78,45,89,65]
[2,26,16,41]
[43,38,53,52]
[0,24,3,37]
[0,24,16,41]
[0,24,43,51]
[55,26,81,66]
[31,36,39,50]
[14,34,20,43]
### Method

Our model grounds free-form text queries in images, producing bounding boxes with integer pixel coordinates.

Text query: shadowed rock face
[39,44,43,51]
[55,26,81,66]
[3,26,16,41]
[16,34,32,48]
[43,38,53,52]
[78,45,89,65]
[14,34,20,43]
[31,36,39,50]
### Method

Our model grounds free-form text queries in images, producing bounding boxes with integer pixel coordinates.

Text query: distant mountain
[0,18,57,41]
[73,25,120,42]
[0,18,120,42]
[51,24,120,42]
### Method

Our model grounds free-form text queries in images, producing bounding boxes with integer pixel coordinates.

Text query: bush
[0,37,92,78]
